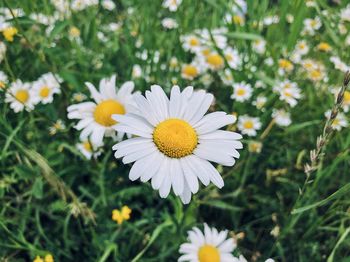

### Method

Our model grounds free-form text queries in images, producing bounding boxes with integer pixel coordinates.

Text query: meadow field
[1,0,350,261]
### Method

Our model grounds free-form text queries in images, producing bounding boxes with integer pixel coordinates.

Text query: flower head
[112,205,132,224]
[67,75,136,146]
[112,85,242,204]
[178,223,240,262]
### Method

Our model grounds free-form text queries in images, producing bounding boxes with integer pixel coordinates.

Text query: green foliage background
[1,0,350,261]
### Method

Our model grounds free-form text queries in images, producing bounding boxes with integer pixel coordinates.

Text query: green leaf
[292,183,350,214]
[226,32,263,41]
[200,200,242,211]
[32,178,43,199]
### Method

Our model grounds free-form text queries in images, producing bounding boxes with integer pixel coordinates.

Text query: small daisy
[181,34,202,53]
[278,59,294,75]
[77,139,102,160]
[178,223,238,262]
[272,109,292,127]
[0,70,8,89]
[237,115,262,136]
[220,69,234,85]
[5,79,36,113]
[132,64,142,79]
[101,0,116,10]
[112,85,242,204]
[32,72,62,104]
[325,110,348,131]
[330,56,350,73]
[252,39,266,54]
[274,80,301,107]
[252,95,267,110]
[48,119,66,135]
[72,92,87,102]
[340,4,350,22]
[294,40,309,56]
[342,91,350,112]
[181,63,200,80]
[223,47,241,69]
[162,0,182,12]
[161,17,178,29]
[67,75,135,146]
[248,141,263,153]
[231,82,252,102]
[303,17,321,35]
[205,52,225,71]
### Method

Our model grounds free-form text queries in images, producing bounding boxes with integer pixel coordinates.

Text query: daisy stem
[260,118,276,140]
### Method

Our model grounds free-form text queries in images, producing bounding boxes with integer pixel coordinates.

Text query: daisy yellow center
[207,54,224,68]
[318,42,331,51]
[243,120,254,129]
[198,245,220,262]
[237,88,246,96]
[233,15,244,25]
[0,81,5,89]
[189,37,199,46]
[310,70,321,79]
[225,54,233,61]
[182,65,198,78]
[83,141,92,152]
[333,119,340,126]
[15,89,29,103]
[94,99,125,127]
[153,118,197,158]
[284,90,293,97]
[40,86,50,98]
[201,48,211,57]
[279,59,293,70]
[344,91,350,103]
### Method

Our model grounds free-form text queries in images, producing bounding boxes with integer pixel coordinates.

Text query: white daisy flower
[205,52,225,71]
[231,82,252,102]
[252,39,266,54]
[220,69,234,85]
[132,64,142,79]
[238,115,262,137]
[303,17,321,35]
[0,70,8,89]
[161,17,178,29]
[274,80,301,107]
[162,0,182,12]
[325,110,348,131]
[272,109,292,127]
[112,85,242,204]
[77,140,102,160]
[178,223,238,262]
[330,56,350,73]
[32,72,62,104]
[224,47,241,69]
[181,63,201,80]
[181,34,202,53]
[252,95,267,110]
[340,4,350,22]
[67,75,135,146]
[101,0,116,11]
[5,79,36,113]
[294,40,309,56]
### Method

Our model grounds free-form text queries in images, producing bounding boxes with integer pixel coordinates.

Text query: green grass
[1,0,350,261]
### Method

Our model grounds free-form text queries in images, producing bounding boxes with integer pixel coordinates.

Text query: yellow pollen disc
[201,48,211,57]
[0,81,5,89]
[236,88,246,96]
[39,86,50,98]
[310,70,321,79]
[333,119,340,126]
[15,89,29,103]
[94,99,125,127]
[279,59,293,70]
[225,54,233,61]
[198,245,220,262]
[344,91,350,103]
[153,118,197,158]
[284,90,293,97]
[3,27,18,42]
[243,120,254,129]
[189,37,199,46]
[83,141,92,152]
[318,42,331,51]
[182,65,198,78]
[207,54,224,68]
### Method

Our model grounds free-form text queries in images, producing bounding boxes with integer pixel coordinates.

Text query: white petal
[184,155,210,186]
[140,152,163,182]
[170,158,184,196]
[169,86,182,118]
[180,158,199,194]
[85,82,102,103]
[151,157,169,190]
[180,181,192,204]
[114,124,152,138]
[188,93,214,125]
[199,130,242,141]
[112,137,152,150]
[159,172,171,198]
[122,144,157,164]
[112,113,154,133]
[194,144,235,166]
[90,126,106,146]
[195,114,236,135]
